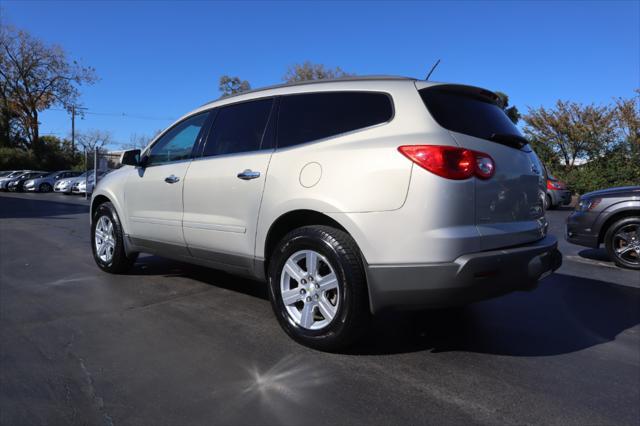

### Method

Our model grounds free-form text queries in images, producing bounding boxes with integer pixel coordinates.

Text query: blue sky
[2,1,639,148]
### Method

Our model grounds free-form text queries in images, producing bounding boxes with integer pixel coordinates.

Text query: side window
[202,98,273,157]
[277,92,393,148]
[147,112,208,166]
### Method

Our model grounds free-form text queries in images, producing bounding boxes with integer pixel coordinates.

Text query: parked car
[24,170,82,193]
[566,186,640,269]
[55,171,89,194]
[90,77,561,350]
[0,170,31,190]
[0,170,19,178]
[545,173,571,209]
[72,170,110,195]
[7,172,48,192]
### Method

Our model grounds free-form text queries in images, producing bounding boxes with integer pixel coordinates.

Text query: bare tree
[128,132,158,150]
[77,129,111,152]
[0,24,97,152]
[283,61,352,83]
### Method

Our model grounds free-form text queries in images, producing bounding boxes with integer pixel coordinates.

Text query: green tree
[523,100,617,172]
[0,24,97,153]
[494,91,521,124]
[219,75,251,97]
[524,92,639,194]
[283,61,352,83]
[614,89,640,157]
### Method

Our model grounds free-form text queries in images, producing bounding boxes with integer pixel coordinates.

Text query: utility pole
[84,149,88,200]
[92,147,98,201]
[71,105,75,154]
[71,106,87,155]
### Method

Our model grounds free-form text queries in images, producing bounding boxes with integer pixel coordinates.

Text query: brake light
[547,180,565,190]
[398,145,495,180]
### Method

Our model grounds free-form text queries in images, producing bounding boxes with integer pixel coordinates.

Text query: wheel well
[264,210,349,271]
[598,210,640,245]
[91,195,110,219]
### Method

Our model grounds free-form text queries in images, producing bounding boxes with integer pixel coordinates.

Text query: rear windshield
[420,86,522,142]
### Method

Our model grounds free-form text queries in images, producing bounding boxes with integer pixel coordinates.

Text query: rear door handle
[164,175,180,184]
[237,169,260,180]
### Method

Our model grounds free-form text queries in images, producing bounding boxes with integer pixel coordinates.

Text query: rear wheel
[545,194,554,210]
[267,225,370,351]
[605,217,640,270]
[91,202,138,273]
[39,183,52,193]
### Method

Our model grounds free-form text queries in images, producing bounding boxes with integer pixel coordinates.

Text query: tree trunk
[31,110,41,154]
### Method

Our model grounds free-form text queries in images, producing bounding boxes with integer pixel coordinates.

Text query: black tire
[39,183,52,193]
[267,225,370,352]
[604,217,640,270]
[91,202,138,273]
[545,194,554,210]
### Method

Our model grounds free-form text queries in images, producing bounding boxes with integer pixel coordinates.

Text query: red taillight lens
[398,145,495,180]
[547,180,563,190]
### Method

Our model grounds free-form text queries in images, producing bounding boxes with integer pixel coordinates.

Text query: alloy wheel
[94,216,116,263]
[280,249,340,330]
[612,223,640,265]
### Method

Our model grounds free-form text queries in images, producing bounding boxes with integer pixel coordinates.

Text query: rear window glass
[420,86,521,141]
[278,92,393,148]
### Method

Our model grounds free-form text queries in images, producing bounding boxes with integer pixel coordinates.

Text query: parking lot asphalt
[1,191,639,426]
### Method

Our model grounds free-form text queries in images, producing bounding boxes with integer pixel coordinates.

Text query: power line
[48,107,175,121]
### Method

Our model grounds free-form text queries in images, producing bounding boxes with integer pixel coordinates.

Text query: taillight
[398,145,495,180]
[547,180,564,190]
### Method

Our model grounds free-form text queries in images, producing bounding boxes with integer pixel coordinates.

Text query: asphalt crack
[65,333,115,426]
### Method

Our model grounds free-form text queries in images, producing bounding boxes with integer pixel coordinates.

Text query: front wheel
[605,217,640,270]
[39,183,52,193]
[268,225,370,352]
[91,202,138,273]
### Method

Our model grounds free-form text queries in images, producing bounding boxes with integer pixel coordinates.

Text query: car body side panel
[255,82,451,260]
[593,200,640,241]
[324,164,479,265]
[182,151,274,263]
[91,167,134,234]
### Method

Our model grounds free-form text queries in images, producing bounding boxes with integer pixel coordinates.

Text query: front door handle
[237,169,260,180]
[164,175,180,184]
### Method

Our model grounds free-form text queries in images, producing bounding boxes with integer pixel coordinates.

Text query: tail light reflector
[398,145,495,180]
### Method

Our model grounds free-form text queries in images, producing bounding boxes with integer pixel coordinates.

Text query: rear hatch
[417,83,547,250]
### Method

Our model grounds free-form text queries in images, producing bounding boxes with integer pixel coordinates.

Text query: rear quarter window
[277,92,393,148]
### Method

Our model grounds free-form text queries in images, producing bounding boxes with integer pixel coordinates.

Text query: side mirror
[121,149,141,166]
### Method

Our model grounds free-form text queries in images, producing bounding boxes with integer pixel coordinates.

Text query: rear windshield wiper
[489,133,529,149]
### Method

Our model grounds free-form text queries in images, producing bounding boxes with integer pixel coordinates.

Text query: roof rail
[202,75,415,106]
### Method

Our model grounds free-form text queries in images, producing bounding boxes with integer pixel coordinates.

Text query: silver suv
[91,77,561,350]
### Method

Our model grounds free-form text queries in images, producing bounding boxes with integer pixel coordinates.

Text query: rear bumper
[366,235,561,313]
[549,189,571,206]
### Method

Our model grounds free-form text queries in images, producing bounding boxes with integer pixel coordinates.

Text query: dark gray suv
[566,186,640,269]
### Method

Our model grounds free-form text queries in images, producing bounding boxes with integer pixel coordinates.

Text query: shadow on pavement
[351,272,639,356]
[0,195,89,219]
[123,256,640,358]
[132,255,269,300]
[579,248,612,262]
